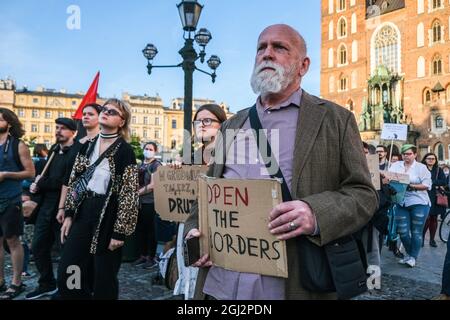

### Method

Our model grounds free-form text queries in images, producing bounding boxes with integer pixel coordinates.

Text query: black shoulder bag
[248,106,368,300]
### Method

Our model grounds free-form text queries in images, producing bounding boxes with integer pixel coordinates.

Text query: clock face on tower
[366,0,405,19]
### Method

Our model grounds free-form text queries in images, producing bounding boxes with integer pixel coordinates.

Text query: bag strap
[88,137,122,168]
[248,105,292,202]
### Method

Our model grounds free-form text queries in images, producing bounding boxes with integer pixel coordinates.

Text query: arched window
[347,99,354,111]
[435,143,444,162]
[328,48,334,67]
[417,23,424,47]
[432,54,443,75]
[339,75,348,92]
[338,17,347,38]
[352,40,358,62]
[417,56,425,77]
[339,44,347,65]
[373,24,400,73]
[432,20,442,43]
[329,21,334,40]
[351,13,357,33]
[424,88,432,103]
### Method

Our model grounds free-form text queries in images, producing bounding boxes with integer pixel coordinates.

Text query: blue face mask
[143,150,155,159]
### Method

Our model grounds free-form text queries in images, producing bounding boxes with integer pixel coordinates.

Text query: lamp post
[142,0,221,163]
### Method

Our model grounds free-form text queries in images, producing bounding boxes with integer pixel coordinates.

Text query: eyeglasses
[101,106,124,119]
[192,118,220,127]
[426,158,436,161]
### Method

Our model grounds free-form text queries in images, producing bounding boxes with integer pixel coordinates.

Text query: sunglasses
[192,118,220,127]
[101,106,124,119]
[426,158,436,161]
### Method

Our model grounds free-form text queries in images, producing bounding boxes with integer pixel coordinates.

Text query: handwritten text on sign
[198,177,288,278]
[154,166,208,223]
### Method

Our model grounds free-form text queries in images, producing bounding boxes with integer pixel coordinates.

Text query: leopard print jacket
[65,137,139,254]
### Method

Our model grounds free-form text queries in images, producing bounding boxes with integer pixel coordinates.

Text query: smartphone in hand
[183,237,200,267]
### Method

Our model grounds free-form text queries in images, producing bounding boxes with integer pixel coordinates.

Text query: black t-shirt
[37,141,82,195]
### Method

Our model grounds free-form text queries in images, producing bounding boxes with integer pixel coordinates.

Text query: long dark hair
[0,108,25,139]
[421,152,439,170]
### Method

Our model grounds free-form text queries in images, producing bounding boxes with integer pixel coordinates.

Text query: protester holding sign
[387,144,431,268]
[184,24,378,300]
[173,104,227,299]
[421,153,446,248]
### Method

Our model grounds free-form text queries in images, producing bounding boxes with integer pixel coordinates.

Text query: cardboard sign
[381,124,408,141]
[366,154,381,190]
[381,171,410,184]
[154,165,208,223]
[198,176,288,278]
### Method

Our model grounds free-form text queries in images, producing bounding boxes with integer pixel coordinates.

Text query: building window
[155,117,160,126]
[131,129,137,136]
[436,116,444,129]
[432,55,442,75]
[417,56,426,77]
[143,129,147,138]
[338,0,346,11]
[339,77,348,91]
[424,88,432,103]
[172,119,177,129]
[328,48,334,68]
[33,98,39,104]
[58,111,64,118]
[32,109,39,118]
[373,24,400,73]
[347,100,354,111]
[171,139,177,149]
[155,130,160,139]
[328,21,334,40]
[45,111,52,119]
[338,17,347,38]
[432,0,442,10]
[31,124,38,132]
[132,116,136,124]
[432,20,442,43]
[44,125,51,133]
[339,44,347,65]
[72,100,77,106]
[143,117,148,125]
[436,143,445,161]
[18,109,24,118]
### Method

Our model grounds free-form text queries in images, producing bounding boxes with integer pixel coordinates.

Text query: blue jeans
[395,204,430,259]
[443,234,450,295]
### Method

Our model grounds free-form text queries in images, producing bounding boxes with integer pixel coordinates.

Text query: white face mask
[444,170,449,176]
[144,150,155,159]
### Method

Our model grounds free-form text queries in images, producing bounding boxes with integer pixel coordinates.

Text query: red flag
[72,71,100,120]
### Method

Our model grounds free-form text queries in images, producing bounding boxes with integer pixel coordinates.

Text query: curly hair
[0,108,25,139]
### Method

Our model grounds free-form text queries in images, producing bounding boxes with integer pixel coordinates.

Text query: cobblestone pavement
[2,235,446,300]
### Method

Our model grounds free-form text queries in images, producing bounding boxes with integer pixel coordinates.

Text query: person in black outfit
[25,118,81,300]
[57,99,139,300]
[422,153,447,248]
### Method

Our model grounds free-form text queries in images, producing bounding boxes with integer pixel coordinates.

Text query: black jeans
[136,202,157,258]
[32,194,60,289]
[443,234,450,295]
[57,196,122,300]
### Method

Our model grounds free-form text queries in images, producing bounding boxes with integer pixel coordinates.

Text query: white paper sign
[381,124,408,141]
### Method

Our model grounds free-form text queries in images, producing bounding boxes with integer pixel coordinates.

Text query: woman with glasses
[57,99,139,299]
[173,104,227,300]
[387,144,431,267]
[421,153,447,248]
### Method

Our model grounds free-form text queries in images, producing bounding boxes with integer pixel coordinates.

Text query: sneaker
[21,271,35,279]
[405,257,416,268]
[133,256,148,267]
[393,249,404,259]
[430,240,438,248]
[142,259,158,270]
[398,255,410,265]
[25,286,58,300]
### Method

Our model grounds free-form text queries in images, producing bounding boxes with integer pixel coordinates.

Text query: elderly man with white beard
[184,24,378,300]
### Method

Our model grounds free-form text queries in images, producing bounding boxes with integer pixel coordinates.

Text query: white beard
[250,61,297,96]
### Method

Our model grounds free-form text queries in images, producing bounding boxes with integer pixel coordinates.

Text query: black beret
[55,117,77,131]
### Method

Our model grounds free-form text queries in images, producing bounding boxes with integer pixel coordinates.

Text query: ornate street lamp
[142,0,220,163]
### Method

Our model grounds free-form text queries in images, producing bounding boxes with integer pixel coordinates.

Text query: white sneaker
[405,257,416,268]
[398,255,410,264]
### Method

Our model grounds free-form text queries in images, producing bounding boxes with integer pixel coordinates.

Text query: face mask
[444,171,449,176]
[144,150,155,159]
